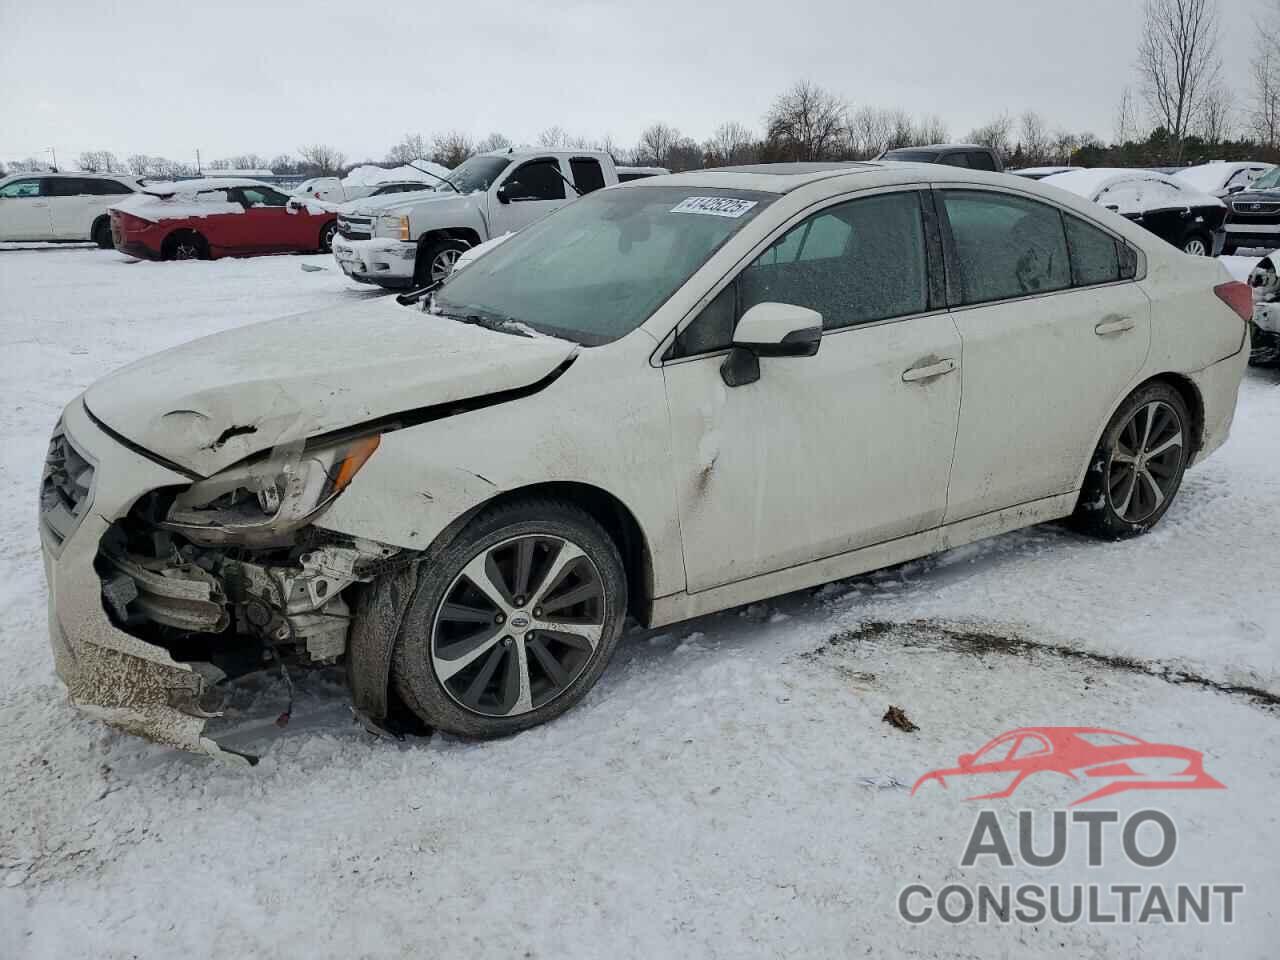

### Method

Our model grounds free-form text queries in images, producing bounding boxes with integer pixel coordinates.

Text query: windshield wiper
[438,308,532,338]
[407,160,460,194]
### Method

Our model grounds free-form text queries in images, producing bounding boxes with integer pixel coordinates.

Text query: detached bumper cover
[332,237,416,285]
[40,398,249,763]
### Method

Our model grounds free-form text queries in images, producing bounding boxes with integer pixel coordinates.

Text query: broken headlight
[159,435,380,547]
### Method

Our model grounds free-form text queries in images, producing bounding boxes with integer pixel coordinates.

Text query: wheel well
[1144,373,1205,457]
[454,482,655,626]
[417,228,482,250]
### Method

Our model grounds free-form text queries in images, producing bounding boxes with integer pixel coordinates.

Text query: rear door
[0,177,52,240]
[936,186,1151,522]
[48,177,133,239]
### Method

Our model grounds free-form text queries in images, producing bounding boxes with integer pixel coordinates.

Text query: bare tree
[298,144,347,175]
[1196,82,1234,142]
[1137,0,1222,157]
[666,137,704,172]
[1251,1,1280,146]
[764,81,846,161]
[430,131,474,168]
[886,109,919,150]
[1017,111,1052,165]
[635,122,682,167]
[386,134,431,165]
[916,114,949,145]
[537,125,569,148]
[8,156,50,173]
[1114,85,1144,144]
[77,150,122,173]
[475,132,512,153]
[966,112,1013,158]
[1051,130,1081,165]
[847,106,893,158]
[704,121,757,166]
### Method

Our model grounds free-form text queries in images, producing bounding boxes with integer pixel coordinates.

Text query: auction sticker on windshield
[670,196,758,218]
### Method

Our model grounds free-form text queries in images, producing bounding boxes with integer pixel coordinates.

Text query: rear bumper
[40,398,247,763]
[332,237,416,287]
[1187,341,1248,465]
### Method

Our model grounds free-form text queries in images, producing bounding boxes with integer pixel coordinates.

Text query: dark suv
[876,143,1004,173]
[1222,165,1280,254]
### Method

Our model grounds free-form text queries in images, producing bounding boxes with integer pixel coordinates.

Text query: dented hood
[84,297,577,476]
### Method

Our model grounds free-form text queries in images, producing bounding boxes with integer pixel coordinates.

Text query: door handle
[901,358,957,382]
[1094,316,1135,336]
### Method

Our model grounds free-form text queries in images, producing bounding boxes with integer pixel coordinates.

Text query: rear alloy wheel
[1182,234,1209,257]
[392,500,627,737]
[1071,383,1190,538]
[163,231,207,261]
[319,220,337,252]
[92,218,113,250]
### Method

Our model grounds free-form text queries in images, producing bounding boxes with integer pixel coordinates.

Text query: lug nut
[501,636,512,647]
[532,607,542,617]
[514,595,526,607]
[495,612,505,624]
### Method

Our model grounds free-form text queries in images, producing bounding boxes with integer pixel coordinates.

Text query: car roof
[633,161,1014,195]
[884,143,987,154]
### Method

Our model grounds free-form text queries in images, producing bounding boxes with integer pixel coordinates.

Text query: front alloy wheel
[1182,235,1209,257]
[432,535,605,717]
[392,499,627,737]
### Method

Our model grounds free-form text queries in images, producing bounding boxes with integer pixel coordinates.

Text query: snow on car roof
[140,177,273,196]
[1173,161,1273,193]
[342,162,451,187]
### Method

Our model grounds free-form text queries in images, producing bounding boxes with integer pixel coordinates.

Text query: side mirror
[495,185,511,204]
[720,302,822,387]
[1227,185,1245,195]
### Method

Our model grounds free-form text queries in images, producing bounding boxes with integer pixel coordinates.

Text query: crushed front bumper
[40,398,251,763]
[332,237,416,288]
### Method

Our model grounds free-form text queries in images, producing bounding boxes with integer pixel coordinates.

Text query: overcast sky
[0,0,1262,166]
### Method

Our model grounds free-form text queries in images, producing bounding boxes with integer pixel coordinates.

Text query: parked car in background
[1009,166,1083,180]
[1173,162,1273,199]
[332,149,621,288]
[617,165,670,182]
[1249,251,1279,364]
[110,178,338,260]
[1220,165,1280,255]
[0,171,140,247]
[292,177,347,203]
[876,144,1004,173]
[43,162,1250,755]
[1042,168,1226,256]
[291,181,437,215]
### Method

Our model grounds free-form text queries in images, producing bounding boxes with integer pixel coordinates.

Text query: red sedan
[109,178,337,260]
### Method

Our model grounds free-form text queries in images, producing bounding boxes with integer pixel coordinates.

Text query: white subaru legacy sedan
[41,162,1252,758]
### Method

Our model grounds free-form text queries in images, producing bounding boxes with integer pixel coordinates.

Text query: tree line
[7,0,1278,179]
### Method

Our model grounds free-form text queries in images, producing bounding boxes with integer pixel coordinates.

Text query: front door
[226,185,310,252]
[662,189,963,593]
[0,177,52,241]
[935,187,1152,522]
[489,157,571,235]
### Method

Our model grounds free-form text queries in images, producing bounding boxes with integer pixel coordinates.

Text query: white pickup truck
[331,148,621,289]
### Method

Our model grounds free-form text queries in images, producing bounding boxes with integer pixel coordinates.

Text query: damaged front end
[1249,253,1280,364]
[44,404,413,762]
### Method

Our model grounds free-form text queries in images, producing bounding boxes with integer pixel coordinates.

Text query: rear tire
[161,230,208,261]
[1071,382,1191,539]
[92,217,113,250]
[392,498,627,738]
[413,237,468,286]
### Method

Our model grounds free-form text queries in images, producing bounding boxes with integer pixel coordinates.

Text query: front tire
[413,237,468,286]
[1071,382,1191,539]
[319,220,337,253]
[1181,232,1209,257]
[392,499,627,737]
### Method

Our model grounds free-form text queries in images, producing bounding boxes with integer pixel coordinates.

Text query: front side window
[0,178,44,198]
[237,186,287,207]
[570,158,606,194]
[740,191,929,331]
[434,186,773,345]
[503,160,565,201]
[1064,214,1121,286]
[943,190,1070,304]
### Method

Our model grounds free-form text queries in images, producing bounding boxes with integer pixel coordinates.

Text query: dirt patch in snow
[806,619,1280,710]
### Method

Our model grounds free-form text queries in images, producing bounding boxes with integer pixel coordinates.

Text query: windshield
[443,155,510,193]
[1252,167,1280,190]
[434,186,774,345]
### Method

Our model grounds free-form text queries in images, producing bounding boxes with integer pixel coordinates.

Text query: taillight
[1214,281,1253,322]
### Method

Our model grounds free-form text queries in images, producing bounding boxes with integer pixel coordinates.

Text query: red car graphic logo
[911,727,1225,806]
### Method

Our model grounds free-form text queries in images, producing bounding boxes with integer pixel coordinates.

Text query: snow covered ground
[1,248,1278,958]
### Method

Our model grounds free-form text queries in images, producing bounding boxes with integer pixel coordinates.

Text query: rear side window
[46,178,93,197]
[0,178,43,198]
[1064,215,1121,286]
[942,190,1071,304]
[504,159,565,201]
[570,158,606,194]
[940,153,971,168]
[84,179,133,195]
[966,151,997,172]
